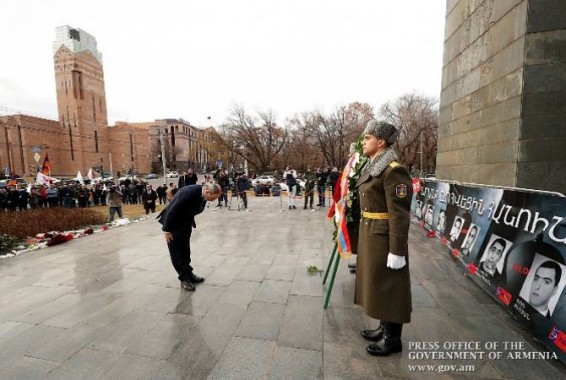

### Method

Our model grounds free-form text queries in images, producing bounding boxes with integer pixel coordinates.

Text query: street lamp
[158,126,167,184]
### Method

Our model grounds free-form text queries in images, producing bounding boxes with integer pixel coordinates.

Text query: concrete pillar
[437,0,566,194]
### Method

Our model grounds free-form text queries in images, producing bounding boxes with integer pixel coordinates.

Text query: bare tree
[213,105,288,173]
[379,93,438,175]
[309,102,374,168]
[285,112,320,171]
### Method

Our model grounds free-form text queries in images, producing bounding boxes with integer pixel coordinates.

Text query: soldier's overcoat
[354,163,413,323]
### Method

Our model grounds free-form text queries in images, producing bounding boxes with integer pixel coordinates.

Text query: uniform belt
[362,211,389,219]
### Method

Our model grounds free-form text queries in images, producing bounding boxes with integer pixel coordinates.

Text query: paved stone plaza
[0,195,565,379]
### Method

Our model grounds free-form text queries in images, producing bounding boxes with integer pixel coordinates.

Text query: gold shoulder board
[389,161,399,168]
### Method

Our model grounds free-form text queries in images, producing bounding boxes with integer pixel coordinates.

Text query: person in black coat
[6,187,20,211]
[157,183,221,291]
[178,168,198,188]
[142,184,158,214]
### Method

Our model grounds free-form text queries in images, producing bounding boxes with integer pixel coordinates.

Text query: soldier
[355,120,413,356]
[303,167,316,209]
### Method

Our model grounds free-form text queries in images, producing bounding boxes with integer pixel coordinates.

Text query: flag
[326,173,343,219]
[36,171,57,185]
[87,167,95,180]
[329,152,361,258]
[41,153,51,175]
[75,170,84,184]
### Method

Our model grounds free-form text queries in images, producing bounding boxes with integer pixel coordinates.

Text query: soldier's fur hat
[363,120,399,144]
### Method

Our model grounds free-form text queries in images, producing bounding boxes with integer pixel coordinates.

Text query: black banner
[412,180,566,362]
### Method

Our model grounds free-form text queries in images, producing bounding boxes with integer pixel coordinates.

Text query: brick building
[0,25,213,179]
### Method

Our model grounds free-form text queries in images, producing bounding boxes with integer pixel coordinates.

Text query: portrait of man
[461,224,480,255]
[424,204,434,225]
[520,257,565,318]
[449,216,463,242]
[415,200,423,219]
[435,209,446,235]
[478,235,510,277]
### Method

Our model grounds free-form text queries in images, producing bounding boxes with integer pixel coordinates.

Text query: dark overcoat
[157,185,207,280]
[354,162,413,323]
[157,185,206,233]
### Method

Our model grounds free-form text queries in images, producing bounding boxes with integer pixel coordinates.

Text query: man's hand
[164,232,173,242]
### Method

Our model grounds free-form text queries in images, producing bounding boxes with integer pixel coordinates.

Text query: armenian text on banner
[411,179,566,363]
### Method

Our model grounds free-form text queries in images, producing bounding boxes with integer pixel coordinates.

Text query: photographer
[106,184,124,222]
[235,172,250,209]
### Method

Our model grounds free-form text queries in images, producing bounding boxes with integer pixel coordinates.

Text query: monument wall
[437,0,566,194]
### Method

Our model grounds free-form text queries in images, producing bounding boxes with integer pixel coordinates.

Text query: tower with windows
[53,25,108,170]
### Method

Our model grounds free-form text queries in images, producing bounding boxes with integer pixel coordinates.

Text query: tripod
[228,184,245,211]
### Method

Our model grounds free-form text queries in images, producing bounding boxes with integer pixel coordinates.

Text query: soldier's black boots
[366,322,403,356]
[361,322,385,342]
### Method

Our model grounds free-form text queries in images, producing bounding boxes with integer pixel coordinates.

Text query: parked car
[0,178,27,188]
[254,175,275,186]
[118,175,138,182]
[277,178,305,193]
[166,171,179,178]
[271,183,282,196]
[145,173,158,180]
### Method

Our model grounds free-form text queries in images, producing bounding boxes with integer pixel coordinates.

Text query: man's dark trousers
[168,227,193,281]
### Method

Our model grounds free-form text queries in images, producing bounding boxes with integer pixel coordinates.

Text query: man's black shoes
[181,274,204,291]
[180,280,195,291]
[189,274,205,283]
[361,325,385,342]
[366,337,402,356]
[365,322,403,356]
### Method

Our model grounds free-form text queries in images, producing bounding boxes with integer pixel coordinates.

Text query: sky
[0,0,447,128]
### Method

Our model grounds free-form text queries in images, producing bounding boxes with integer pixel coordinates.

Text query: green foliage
[345,134,367,225]
[307,265,324,274]
[329,133,367,241]
[0,208,106,241]
[0,234,21,255]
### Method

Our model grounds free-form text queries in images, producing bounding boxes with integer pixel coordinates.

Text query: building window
[69,127,75,161]
[94,130,99,153]
[92,95,96,122]
[69,28,81,41]
[130,134,134,162]
[72,70,84,100]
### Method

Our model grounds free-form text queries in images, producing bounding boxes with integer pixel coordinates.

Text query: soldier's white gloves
[387,253,406,270]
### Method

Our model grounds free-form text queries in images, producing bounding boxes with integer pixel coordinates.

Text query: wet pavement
[0,194,565,379]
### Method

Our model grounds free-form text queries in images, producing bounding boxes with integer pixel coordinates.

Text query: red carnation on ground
[496,287,512,306]
[46,233,74,246]
[467,263,477,275]
[46,234,67,246]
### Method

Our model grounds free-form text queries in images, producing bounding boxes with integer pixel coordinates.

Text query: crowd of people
[0,165,341,214]
[283,166,339,209]
[0,179,166,212]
